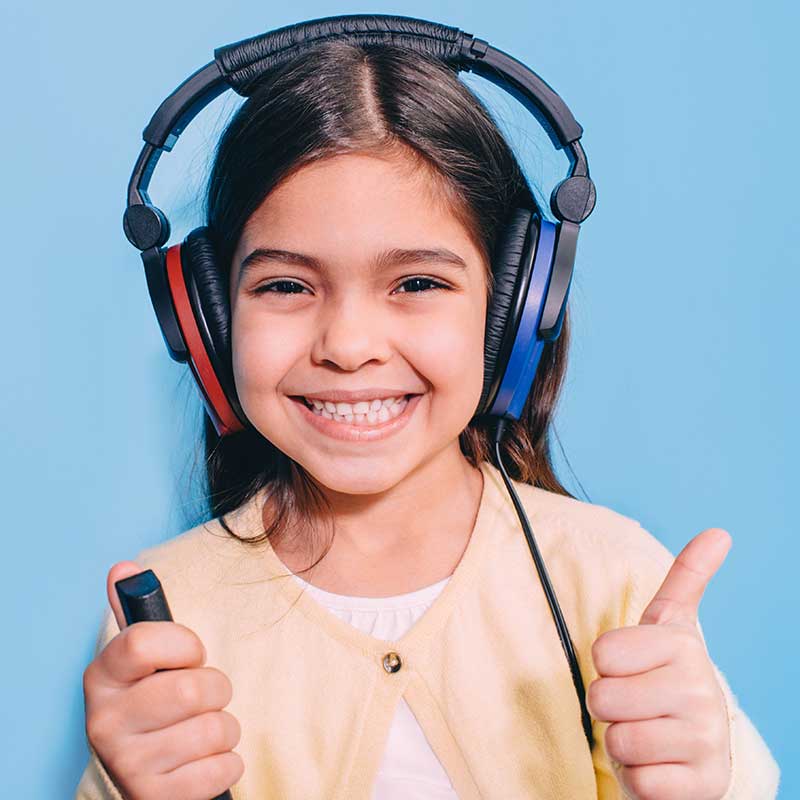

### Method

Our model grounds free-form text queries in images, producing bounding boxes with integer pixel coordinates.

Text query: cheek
[406,304,485,408]
[231,312,305,399]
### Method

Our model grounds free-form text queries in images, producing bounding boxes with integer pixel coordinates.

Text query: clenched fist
[81,561,244,800]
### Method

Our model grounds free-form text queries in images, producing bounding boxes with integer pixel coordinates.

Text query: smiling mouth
[291,394,416,426]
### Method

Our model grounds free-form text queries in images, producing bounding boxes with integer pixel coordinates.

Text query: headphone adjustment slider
[461,34,489,62]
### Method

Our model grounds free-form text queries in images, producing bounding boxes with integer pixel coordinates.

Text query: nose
[310,293,392,371]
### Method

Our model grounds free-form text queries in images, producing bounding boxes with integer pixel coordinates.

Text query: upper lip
[294,388,421,403]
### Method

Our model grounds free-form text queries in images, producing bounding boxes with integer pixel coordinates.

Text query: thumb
[106,561,147,631]
[639,528,732,627]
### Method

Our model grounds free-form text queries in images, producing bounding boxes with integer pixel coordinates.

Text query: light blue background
[2,0,795,796]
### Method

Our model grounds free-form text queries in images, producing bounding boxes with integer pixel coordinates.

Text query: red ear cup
[164,234,247,436]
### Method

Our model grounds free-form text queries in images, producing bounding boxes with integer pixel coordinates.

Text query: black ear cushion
[478,207,533,416]
[182,226,239,406]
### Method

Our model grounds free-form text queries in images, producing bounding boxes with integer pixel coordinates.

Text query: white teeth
[304,395,412,426]
[305,395,407,417]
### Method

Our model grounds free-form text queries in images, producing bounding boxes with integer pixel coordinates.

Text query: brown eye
[252,280,309,295]
[394,277,449,294]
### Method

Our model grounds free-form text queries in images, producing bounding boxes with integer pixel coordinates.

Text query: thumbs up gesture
[588,528,734,800]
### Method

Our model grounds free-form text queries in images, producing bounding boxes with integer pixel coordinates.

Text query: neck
[271,446,485,595]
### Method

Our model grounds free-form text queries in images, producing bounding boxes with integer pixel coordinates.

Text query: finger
[99,621,207,685]
[605,717,698,766]
[587,665,686,722]
[134,710,241,774]
[638,528,731,627]
[592,625,702,676]
[120,666,233,733]
[616,762,696,800]
[159,751,244,800]
[106,561,148,631]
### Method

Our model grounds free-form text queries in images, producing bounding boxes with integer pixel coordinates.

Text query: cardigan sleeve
[602,524,781,800]
[74,606,127,800]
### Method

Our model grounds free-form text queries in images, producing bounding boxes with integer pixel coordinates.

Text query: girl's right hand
[82,562,244,800]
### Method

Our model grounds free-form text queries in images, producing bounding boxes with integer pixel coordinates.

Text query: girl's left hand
[587,527,734,800]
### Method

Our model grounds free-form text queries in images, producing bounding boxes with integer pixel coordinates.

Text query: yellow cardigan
[76,460,780,799]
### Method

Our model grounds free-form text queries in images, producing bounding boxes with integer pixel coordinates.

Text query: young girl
[77,37,780,800]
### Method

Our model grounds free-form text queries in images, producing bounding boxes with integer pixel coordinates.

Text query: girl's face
[229,150,488,495]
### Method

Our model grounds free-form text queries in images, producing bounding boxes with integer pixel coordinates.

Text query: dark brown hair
[192,40,581,570]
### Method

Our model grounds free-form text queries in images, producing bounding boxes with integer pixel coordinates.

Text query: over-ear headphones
[123,13,598,751]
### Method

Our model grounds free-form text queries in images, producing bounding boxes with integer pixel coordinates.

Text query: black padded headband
[124,13,596,254]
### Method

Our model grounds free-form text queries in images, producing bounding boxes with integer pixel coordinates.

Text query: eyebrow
[236,246,468,289]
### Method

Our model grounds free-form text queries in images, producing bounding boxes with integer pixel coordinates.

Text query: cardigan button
[382,651,402,673]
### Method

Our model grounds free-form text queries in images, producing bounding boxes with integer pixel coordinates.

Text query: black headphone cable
[492,416,595,750]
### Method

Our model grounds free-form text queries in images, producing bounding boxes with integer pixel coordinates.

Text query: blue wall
[2,0,794,795]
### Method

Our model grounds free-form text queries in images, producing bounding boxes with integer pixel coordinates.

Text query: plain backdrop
[1,0,796,796]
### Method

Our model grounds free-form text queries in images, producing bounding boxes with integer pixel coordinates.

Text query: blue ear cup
[477,207,558,421]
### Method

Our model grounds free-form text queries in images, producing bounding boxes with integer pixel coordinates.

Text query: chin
[298,457,410,496]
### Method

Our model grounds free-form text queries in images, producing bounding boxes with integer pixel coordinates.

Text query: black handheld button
[116,569,173,624]
[114,569,234,800]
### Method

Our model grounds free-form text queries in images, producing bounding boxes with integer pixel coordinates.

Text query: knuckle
[679,626,700,647]
[698,716,727,756]
[624,765,656,800]
[177,623,207,662]
[227,712,242,747]
[230,750,246,782]
[106,748,139,783]
[84,715,102,747]
[218,710,242,747]
[205,666,234,706]
[591,636,609,671]
[85,709,113,747]
[207,752,236,787]
[202,712,229,749]
[676,629,703,658]
[588,679,608,717]
[649,598,679,625]
[82,661,99,695]
[688,678,715,708]
[694,724,717,758]
[706,676,724,704]
[123,625,152,666]
[173,672,202,712]
[604,722,629,763]
[222,750,245,785]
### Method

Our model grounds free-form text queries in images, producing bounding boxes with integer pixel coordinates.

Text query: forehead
[232,151,484,273]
